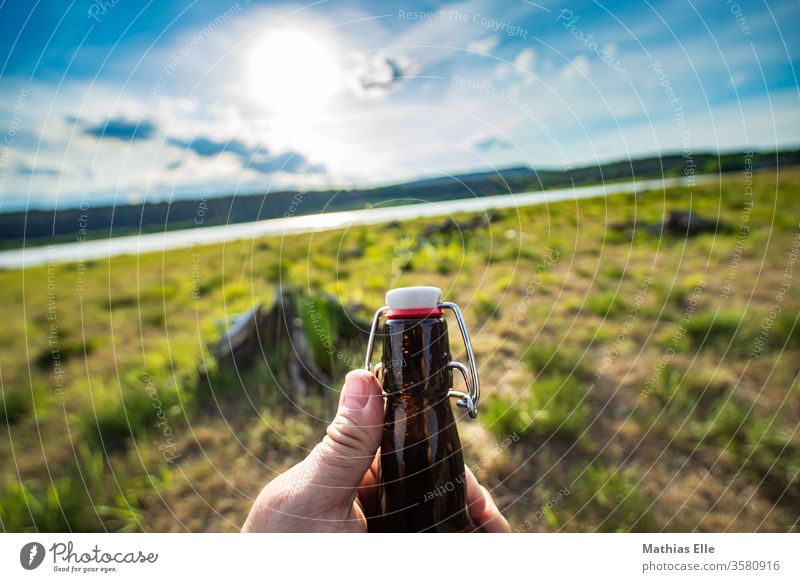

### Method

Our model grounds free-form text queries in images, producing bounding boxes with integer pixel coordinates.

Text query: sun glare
[249,30,340,117]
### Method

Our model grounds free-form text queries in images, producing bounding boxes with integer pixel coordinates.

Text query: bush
[526,342,585,379]
[602,263,625,280]
[686,309,746,350]
[266,260,291,281]
[79,390,157,451]
[586,290,628,318]
[34,336,99,370]
[770,312,800,350]
[742,422,800,506]
[472,292,498,323]
[700,398,750,446]
[1,388,32,424]
[412,240,464,275]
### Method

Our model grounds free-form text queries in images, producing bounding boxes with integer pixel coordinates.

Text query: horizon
[1,0,798,212]
[1,146,795,214]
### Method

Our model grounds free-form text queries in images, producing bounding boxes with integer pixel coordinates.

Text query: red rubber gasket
[386,307,444,319]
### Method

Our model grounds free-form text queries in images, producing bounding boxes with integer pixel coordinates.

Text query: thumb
[303,369,384,502]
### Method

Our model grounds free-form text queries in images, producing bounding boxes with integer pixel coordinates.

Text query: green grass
[559,463,655,532]
[639,365,744,443]
[0,477,100,532]
[0,444,147,532]
[483,375,590,442]
[481,393,536,438]
[637,365,800,503]
[529,376,591,440]
[0,167,799,532]
[484,334,592,441]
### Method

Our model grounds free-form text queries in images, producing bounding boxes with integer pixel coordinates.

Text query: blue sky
[0,0,797,210]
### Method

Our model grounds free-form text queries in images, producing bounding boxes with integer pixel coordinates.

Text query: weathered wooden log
[259,288,330,399]
[213,304,265,368]
[662,209,724,236]
[421,211,498,237]
[212,287,365,400]
[611,209,729,238]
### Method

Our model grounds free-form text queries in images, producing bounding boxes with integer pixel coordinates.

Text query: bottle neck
[381,316,452,399]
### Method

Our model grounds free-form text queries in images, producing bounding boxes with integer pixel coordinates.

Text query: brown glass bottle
[368,314,471,533]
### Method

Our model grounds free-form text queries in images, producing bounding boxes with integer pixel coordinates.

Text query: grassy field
[1,166,798,532]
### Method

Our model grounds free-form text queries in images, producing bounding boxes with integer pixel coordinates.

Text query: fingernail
[342,372,371,410]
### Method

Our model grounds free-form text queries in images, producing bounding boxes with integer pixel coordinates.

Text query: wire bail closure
[363,302,480,418]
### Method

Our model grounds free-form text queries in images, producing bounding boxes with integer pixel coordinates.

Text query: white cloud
[561,54,591,80]
[514,47,536,73]
[467,36,500,54]
[494,63,511,79]
[730,70,749,89]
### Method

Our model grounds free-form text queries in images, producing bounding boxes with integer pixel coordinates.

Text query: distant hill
[2,149,797,249]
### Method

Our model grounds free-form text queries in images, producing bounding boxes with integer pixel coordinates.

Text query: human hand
[242,369,510,532]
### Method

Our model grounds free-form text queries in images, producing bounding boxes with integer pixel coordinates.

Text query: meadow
[1,166,798,532]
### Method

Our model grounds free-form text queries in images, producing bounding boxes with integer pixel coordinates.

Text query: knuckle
[324,413,370,456]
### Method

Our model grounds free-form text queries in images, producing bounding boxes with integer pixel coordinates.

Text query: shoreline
[0,174,718,270]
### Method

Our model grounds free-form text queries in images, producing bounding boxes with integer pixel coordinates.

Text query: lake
[0,174,713,269]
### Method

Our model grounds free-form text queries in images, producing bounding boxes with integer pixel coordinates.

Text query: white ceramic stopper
[386,286,443,310]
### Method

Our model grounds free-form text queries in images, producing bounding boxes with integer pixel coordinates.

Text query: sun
[248,30,340,117]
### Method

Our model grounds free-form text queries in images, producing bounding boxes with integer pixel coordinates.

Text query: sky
[0,0,798,211]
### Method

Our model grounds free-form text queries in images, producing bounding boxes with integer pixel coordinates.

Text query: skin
[243,369,510,533]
